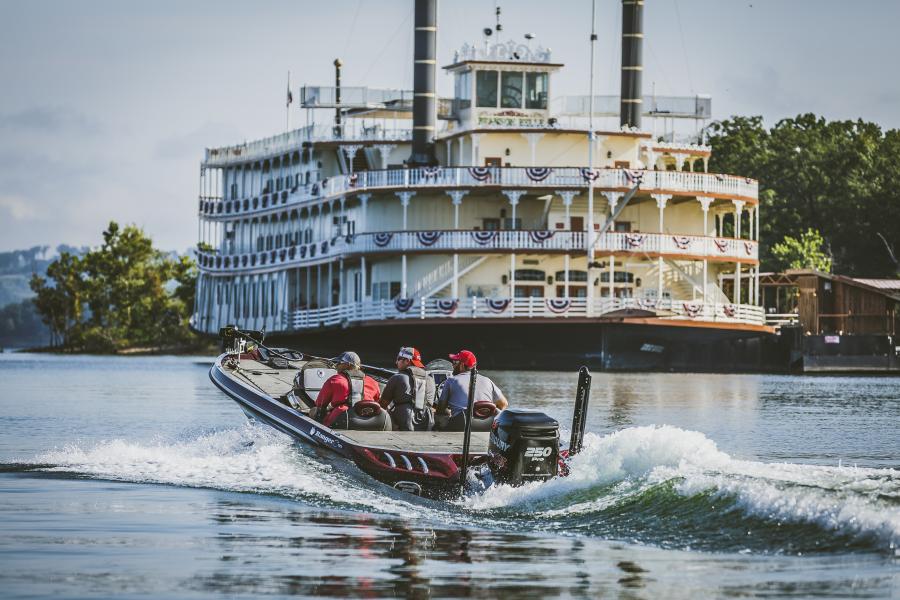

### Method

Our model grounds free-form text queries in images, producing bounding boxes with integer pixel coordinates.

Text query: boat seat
[438,401,498,432]
[293,360,337,408]
[347,401,392,431]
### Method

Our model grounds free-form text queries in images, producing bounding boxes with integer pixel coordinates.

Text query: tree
[771,229,832,273]
[29,221,198,352]
[708,113,900,277]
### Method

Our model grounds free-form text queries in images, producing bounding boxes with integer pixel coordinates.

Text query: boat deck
[225,357,491,454]
[341,431,490,453]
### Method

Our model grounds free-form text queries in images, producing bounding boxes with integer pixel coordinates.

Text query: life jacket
[400,366,427,410]
[340,369,366,406]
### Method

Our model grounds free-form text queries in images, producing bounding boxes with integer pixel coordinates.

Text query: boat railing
[283,297,766,330]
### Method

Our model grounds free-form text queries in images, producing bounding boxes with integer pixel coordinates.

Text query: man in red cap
[435,349,508,430]
[378,346,435,431]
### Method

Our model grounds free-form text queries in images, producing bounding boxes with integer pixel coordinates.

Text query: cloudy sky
[1,0,898,253]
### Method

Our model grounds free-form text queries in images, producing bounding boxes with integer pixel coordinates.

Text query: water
[1,351,898,598]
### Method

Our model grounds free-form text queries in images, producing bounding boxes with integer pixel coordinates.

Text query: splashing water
[25,424,900,555]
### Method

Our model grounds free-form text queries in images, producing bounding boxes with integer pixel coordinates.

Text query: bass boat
[209,326,592,498]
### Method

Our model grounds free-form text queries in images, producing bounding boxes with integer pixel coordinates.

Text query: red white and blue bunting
[624,169,644,185]
[529,230,555,244]
[416,231,442,246]
[580,167,600,182]
[526,167,553,182]
[435,299,458,314]
[714,239,729,253]
[374,232,394,247]
[744,241,754,256]
[395,297,415,313]
[546,298,571,313]
[639,298,658,310]
[468,167,492,182]
[672,235,692,250]
[625,233,646,248]
[683,303,702,318]
[471,230,498,245]
[723,304,736,318]
[486,298,510,313]
[348,173,359,187]
[423,166,442,179]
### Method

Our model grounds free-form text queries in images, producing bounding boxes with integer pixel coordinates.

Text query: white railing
[765,313,800,327]
[284,297,766,330]
[200,166,759,221]
[599,232,758,260]
[197,230,757,274]
[203,124,412,166]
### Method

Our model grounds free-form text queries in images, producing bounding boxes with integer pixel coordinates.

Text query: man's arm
[435,378,451,414]
[492,382,509,410]
[377,376,399,408]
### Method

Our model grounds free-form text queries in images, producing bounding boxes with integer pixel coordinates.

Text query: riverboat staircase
[411,255,489,299]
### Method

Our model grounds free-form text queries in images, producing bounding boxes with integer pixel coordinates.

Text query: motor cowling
[488,408,559,485]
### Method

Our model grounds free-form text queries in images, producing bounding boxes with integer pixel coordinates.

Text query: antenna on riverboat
[585,0,598,317]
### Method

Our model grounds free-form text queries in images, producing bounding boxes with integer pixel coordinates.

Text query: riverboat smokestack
[619,0,643,129]
[409,0,437,165]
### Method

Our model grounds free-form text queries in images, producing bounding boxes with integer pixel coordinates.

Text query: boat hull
[209,357,477,498]
[265,319,789,372]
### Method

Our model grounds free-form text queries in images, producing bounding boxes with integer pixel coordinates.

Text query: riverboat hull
[266,319,786,373]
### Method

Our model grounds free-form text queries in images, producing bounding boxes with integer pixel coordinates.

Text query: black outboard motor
[488,408,560,485]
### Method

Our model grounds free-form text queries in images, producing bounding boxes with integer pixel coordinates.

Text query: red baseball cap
[398,346,425,368]
[449,349,477,368]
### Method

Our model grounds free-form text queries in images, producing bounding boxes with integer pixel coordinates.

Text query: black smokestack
[409,0,437,165]
[619,0,643,129]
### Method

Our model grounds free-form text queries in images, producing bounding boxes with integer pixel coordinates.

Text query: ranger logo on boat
[309,426,343,449]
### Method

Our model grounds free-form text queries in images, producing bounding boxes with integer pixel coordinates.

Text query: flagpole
[286,70,292,132]
[586,0,598,317]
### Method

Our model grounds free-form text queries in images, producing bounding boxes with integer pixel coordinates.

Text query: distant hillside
[0,245,87,306]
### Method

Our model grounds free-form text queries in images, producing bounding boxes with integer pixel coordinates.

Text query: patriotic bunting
[744,241,754,255]
[672,235,692,250]
[436,299,458,314]
[348,173,358,187]
[468,167,492,182]
[471,230,498,245]
[423,166,442,178]
[416,231,442,246]
[395,297,415,313]
[639,298,658,310]
[580,167,600,182]
[624,169,644,185]
[486,298,511,313]
[723,304,736,318]
[529,230,555,244]
[525,167,553,182]
[714,239,729,253]
[374,232,394,247]
[625,233,646,248]
[546,298,571,313]
[683,303,703,318]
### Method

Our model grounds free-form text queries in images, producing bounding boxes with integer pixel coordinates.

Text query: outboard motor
[488,408,560,485]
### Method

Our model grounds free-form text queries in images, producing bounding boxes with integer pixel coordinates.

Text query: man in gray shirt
[436,349,508,429]
[379,346,435,431]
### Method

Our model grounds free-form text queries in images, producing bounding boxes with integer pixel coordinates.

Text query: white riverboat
[192,1,773,370]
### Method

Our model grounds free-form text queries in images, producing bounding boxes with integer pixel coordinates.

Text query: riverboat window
[483,218,500,231]
[476,70,499,107]
[525,72,548,109]
[501,72,524,108]
[599,271,635,283]
[515,269,546,282]
[454,70,471,109]
[515,285,545,298]
[614,221,632,232]
[555,270,588,282]
[556,286,587,298]
[502,217,522,230]
[372,281,401,301]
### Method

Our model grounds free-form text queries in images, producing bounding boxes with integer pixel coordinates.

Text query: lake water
[1,351,898,598]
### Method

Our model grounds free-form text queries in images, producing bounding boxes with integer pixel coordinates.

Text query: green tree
[771,229,832,273]
[29,221,198,352]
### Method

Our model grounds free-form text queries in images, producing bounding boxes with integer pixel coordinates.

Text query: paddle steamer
[193,1,771,370]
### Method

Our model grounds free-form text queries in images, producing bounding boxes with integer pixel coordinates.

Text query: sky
[1,0,899,253]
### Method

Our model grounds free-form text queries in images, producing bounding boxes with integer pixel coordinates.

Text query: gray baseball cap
[332,351,361,367]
